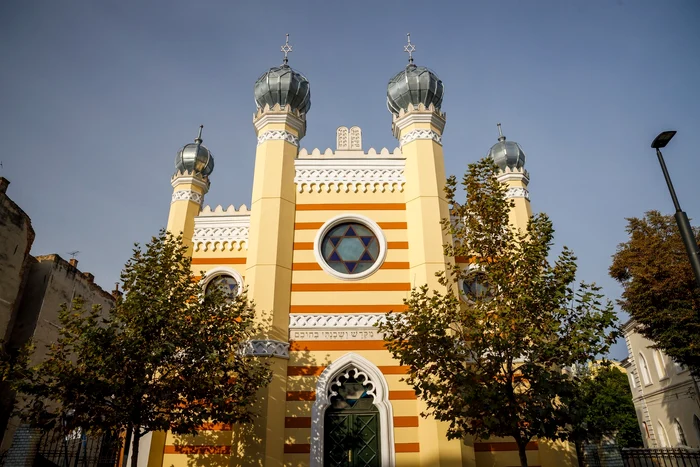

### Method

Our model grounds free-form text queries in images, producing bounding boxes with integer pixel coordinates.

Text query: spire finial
[281,33,293,66]
[404,33,415,64]
[196,125,203,143]
[497,123,506,142]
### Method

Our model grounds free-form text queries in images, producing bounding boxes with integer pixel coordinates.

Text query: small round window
[205,274,239,301]
[322,223,379,275]
[461,271,492,302]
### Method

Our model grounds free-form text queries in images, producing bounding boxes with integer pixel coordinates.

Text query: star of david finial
[404,33,416,64]
[281,33,293,65]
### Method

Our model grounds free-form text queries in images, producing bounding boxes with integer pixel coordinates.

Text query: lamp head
[652,131,677,149]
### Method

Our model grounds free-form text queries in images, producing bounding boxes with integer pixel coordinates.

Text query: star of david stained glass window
[205,274,239,301]
[321,222,379,275]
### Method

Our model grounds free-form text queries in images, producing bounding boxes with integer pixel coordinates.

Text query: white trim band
[399,129,442,147]
[257,130,299,147]
[290,313,386,328]
[171,190,203,204]
[242,339,289,359]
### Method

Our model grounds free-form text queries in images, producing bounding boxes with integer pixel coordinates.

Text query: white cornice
[294,158,405,193]
[253,111,306,138]
[496,170,530,185]
[192,214,250,251]
[171,174,209,191]
[392,110,446,139]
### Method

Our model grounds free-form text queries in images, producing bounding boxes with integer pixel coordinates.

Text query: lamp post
[651,131,700,288]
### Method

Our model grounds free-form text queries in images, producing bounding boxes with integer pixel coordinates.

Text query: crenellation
[199,203,250,216]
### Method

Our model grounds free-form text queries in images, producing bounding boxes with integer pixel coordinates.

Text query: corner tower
[242,34,309,466]
[388,34,464,466]
[166,125,214,248]
[488,123,532,231]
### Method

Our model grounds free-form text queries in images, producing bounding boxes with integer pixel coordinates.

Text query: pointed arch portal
[310,353,395,467]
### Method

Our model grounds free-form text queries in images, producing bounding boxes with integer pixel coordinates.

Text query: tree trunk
[130,426,140,467]
[121,425,132,467]
[574,440,585,467]
[516,438,529,467]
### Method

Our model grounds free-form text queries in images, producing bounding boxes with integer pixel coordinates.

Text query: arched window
[674,419,687,446]
[628,371,637,389]
[693,415,700,447]
[656,421,669,447]
[653,349,667,379]
[639,352,652,386]
[642,421,650,439]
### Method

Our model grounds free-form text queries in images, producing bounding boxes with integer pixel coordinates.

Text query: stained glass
[205,274,238,301]
[462,272,491,301]
[321,222,379,275]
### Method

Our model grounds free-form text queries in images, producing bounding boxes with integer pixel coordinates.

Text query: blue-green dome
[254,65,311,114]
[387,64,444,115]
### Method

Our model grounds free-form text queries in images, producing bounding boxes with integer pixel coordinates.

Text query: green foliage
[610,211,700,376]
[570,365,643,449]
[19,230,271,458]
[379,159,618,467]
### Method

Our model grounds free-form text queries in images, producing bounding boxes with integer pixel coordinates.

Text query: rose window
[321,222,380,275]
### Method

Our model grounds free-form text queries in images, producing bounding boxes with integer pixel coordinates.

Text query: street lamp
[651,131,700,288]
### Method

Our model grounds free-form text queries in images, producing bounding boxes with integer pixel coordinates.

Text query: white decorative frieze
[506,187,530,200]
[257,130,299,147]
[290,313,385,328]
[289,313,385,341]
[242,339,289,359]
[171,190,203,205]
[294,159,405,193]
[399,128,442,147]
[192,213,250,251]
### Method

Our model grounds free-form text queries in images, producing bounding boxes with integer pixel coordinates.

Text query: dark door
[324,370,381,466]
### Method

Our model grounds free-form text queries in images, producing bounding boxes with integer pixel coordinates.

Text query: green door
[324,371,381,467]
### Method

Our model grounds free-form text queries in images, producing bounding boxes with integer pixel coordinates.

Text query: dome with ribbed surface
[175,126,214,176]
[488,125,525,170]
[254,65,311,114]
[387,64,444,115]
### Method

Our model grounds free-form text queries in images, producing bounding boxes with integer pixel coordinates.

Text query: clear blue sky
[2,1,699,360]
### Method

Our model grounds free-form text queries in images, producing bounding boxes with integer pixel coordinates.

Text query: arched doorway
[310,353,395,467]
[324,369,380,466]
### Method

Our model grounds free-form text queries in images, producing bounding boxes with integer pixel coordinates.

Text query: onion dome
[488,123,526,170]
[174,125,214,176]
[387,34,444,115]
[254,34,311,114]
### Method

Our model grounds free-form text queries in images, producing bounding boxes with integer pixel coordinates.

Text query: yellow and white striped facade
[147,103,577,467]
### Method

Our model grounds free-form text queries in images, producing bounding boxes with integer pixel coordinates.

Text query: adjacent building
[0,178,116,452]
[622,319,700,449]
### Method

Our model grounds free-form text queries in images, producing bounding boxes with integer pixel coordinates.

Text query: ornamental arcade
[146,34,575,467]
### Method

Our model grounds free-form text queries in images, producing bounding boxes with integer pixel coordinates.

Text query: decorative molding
[289,313,385,328]
[329,366,376,399]
[310,353,396,467]
[257,130,299,147]
[295,159,405,193]
[242,339,289,359]
[506,187,530,200]
[399,129,442,147]
[392,103,446,138]
[253,104,306,137]
[497,168,530,185]
[192,214,250,251]
[171,173,210,191]
[171,190,203,205]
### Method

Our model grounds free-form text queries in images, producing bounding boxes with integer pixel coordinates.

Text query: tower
[240,33,310,465]
[386,34,464,466]
[166,125,214,248]
[487,123,532,232]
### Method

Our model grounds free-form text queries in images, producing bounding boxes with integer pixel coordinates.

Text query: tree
[569,365,643,466]
[378,159,618,467]
[610,211,700,377]
[19,230,271,467]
